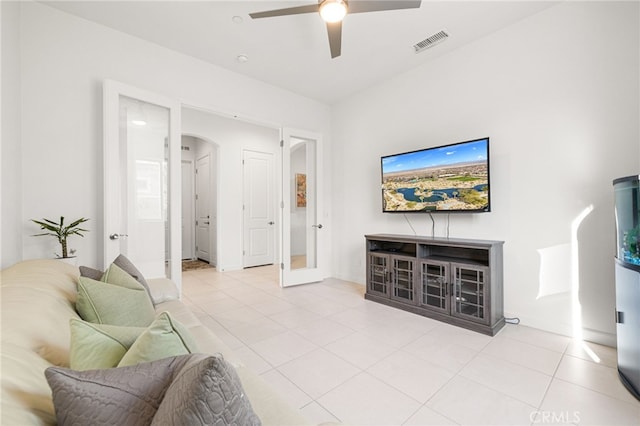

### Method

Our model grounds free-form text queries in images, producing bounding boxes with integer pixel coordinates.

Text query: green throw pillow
[69,319,145,370]
[118,312,200,367]
[112,254,154,303]
[76,264,155,326]
[80,255,155,305]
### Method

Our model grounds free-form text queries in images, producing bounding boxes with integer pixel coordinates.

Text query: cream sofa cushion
[1,260,80,367]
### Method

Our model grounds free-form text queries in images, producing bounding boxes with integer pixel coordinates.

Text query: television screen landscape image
[381,137,490,213]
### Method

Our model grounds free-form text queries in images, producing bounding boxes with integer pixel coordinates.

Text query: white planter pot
[56,257,78,266]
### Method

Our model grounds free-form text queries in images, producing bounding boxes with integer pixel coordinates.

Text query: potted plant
[31,216,90,259]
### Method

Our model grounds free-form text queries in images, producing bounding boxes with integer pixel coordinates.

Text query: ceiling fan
[249,0,422,59]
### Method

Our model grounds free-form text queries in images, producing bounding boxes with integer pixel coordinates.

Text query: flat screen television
[381,137,491,213]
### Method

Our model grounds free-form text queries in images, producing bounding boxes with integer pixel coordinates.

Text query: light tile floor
[182,265,640,426]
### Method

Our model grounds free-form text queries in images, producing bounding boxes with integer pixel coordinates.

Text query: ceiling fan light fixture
[319,0,348,23]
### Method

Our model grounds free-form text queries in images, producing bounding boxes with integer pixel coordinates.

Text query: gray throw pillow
[152,354,261,426]
[45,354,261,426]
[45,356,188,426]
[79,265,103,281]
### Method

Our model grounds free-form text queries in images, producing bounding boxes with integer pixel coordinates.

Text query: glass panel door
[420,260,449,313]
[281,129,323,286]
[368,253,388,296]
[103,81,181,291]
[391,257,415,303]
[452,264,488,322]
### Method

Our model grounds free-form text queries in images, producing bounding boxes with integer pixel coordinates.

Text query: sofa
[1,259,311,425]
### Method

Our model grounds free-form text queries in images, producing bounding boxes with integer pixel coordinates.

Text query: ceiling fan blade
[348,0,421,14]
[326,21,342,59]
[249,4,319,19]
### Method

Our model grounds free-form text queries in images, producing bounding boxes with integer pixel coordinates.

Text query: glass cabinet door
[451,263,488,323]
[419,260,449,314]
[391,257,415,303]
[368,253,389,297]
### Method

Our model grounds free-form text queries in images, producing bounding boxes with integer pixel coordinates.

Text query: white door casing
[103,80,181,291]
[281,129,324,287]
[195,154,211,262]
[243,150,275,268]
[210,147,218,267]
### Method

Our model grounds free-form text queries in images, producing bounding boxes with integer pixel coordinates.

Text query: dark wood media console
[365,234,505,336]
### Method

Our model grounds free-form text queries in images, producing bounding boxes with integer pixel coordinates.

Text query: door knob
[109,233,128,240]
[268,221,275,225]
[312,224,323,229]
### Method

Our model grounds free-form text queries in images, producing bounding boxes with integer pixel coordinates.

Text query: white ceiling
[42,1,559,104]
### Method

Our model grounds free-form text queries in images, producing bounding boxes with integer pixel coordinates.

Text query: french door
[103,80,181,291]
[281,129,324,286]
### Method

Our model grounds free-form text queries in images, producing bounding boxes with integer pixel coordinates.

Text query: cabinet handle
[616,311,624,324]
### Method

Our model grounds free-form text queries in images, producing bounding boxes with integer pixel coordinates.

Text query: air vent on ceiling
[413,30,449,53]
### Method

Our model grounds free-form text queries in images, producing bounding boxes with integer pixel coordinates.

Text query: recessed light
[236,54,249,63]
[232,15,243,24]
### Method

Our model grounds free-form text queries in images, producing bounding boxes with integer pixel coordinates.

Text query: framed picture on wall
[296,173,307,207]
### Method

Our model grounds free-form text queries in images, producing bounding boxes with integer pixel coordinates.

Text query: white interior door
[103,80,181,290]
[281,129,324,286]
[195,154,211,262]
[243,150,275,267]
[181,160,194,260]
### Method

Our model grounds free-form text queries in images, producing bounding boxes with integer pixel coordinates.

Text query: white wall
[331,1,639,344]
[12,1,330,269]
[182,107,279,271]
[1,1,23,268]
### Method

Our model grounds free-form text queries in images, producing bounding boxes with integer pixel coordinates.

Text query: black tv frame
[381,137,491,214]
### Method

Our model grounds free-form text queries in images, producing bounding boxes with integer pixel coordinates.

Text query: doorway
[181,160,194,260]
[181,135,218,266]
[181,106,280,272]
[195,153,212,262]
